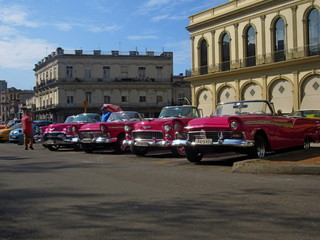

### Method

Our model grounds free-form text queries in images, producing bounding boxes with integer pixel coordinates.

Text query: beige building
[187,0,320,116]
[34,48,190,122]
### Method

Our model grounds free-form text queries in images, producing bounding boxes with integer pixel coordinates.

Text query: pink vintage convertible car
[172,100,320,163]
[123,105,201,157]
[42,113,101,151]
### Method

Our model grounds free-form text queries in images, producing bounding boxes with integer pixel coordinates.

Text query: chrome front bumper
[123,139,173,148]
[74,137,117,144]
[42,138,73,145]
[171,139,255,147]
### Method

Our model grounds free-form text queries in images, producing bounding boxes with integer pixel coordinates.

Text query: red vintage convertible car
[123,105,201,157]
[172,100,320,163]
[74,111,143,153]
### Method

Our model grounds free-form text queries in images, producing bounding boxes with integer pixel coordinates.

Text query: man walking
[22,111,35,150]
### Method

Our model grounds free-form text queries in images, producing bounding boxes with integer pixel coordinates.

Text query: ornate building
[187,0,320,116]
[33,48,191,122]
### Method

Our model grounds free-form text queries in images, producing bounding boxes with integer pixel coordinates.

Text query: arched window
[308,8,320,56]
[274,18,286,62]
[221,33,230,71]
[246,26,256,67]
[200,39,208,74]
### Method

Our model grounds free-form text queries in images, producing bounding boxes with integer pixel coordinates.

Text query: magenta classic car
[123,105,201,157]
[42,113,101,151]
[74,111,143,153]
[172,100,320,163]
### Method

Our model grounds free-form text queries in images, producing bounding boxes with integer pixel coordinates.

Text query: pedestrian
[21,110,35,150]
[100,106,111,122]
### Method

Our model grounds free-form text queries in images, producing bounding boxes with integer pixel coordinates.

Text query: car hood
[133,117,193,131]
[78,121,136,132]
[45,123,84,132]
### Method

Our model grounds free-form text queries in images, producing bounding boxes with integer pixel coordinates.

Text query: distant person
[21,111,36,150]
[101,106,111,122]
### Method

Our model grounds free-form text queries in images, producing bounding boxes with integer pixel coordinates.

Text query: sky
[0,0,227,90]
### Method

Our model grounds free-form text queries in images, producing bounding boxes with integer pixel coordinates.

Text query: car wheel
[82,144,95,153]
[130,145,148,157]
[248,134,267,158]
[185,146,204,163]
[304,137,311,150]
[48,145,60,151]
[114,135,127,153]
[171,146,185,157]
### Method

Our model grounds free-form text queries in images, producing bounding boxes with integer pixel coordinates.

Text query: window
[103,66,110,81]
[246,26,256,67]
[200,39,208,74]
[122,96,128,102]
[156,95,163,103]
[156,67,163,81]
[67,96,74,104]
[66,66,73,80]
[221,33,230,71]
[104,95,111,103]
[121,66,128,79]
[85,92,92,103]
[140,96,146,102]
[138,67,146,80]
[308,8,320,56]
[85,66,91,81]
[274,18,286,62]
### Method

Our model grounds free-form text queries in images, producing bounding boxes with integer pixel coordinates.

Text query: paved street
[0,142,319,240]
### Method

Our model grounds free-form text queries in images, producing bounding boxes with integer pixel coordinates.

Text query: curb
[232,160,320,175]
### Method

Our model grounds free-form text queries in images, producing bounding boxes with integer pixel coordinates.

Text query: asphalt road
[0,143,319,240]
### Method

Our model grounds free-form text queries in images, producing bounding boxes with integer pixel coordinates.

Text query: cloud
[164,40,190,65]
[127,35,158,40]
[0,4,41,27]
[0,37,56,69]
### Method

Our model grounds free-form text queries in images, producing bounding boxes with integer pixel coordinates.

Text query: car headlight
[164,124,171,132]
[230,120,239,130]
[124,125,131,132]
[173,123,182,131]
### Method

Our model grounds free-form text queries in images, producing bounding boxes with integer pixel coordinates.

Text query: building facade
[34,48,190,122]
[187,0,320,116]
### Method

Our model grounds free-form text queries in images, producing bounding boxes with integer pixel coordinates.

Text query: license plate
[82,138,92,143]
[136,141,149,147]
[47,140,55,144]
[11,136,17,139]
[195,138,212,145]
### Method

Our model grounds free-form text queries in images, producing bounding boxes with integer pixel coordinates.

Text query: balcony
[191,44,320,76]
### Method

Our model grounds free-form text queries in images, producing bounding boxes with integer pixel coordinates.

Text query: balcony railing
[192,44,320,76]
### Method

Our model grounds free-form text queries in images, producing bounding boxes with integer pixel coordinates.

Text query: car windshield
[72,113,101,123]
[10,123,22,129]
[289,110,320,118]
[214,101,273,116]
[159,106,199,118]
[65,116,75,123]
[108,112,142,122]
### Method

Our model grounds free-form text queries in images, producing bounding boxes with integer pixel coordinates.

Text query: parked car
[0,123,22,142]
[42,113,101,151]
[34,116,74,143]
[172,100,320,163]
[123,105,201,157]
[0,119,21,130]
[288,109,320,119]
[9,120,54,145]
[74,111,143,153]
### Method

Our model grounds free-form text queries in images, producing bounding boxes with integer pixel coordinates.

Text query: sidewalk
[232,143,320,175]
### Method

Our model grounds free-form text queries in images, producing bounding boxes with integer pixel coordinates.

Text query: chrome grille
[188,131,233,141]
[44,132,66,141]
[79,132,103,139]
[132,131,164,140]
